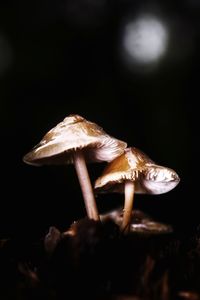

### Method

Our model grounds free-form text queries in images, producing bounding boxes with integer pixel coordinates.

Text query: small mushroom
[95,147,180,233]
[23,114,127,221]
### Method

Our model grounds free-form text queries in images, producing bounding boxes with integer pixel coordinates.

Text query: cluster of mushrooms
[23,114,180,234]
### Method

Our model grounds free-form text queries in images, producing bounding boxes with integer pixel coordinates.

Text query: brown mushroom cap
[23,114,127,166]
[94,147,180,195]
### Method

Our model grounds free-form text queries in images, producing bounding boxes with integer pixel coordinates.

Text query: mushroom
[23,114,127,221]
[95,147,180,233]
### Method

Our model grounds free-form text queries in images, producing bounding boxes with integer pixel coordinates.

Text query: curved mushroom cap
[23,114,127,166]
[94,147,180,195]
[142,165,180,194]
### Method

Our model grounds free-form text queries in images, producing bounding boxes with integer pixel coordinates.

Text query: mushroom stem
[121,181,135,234]
[73,151,100,221]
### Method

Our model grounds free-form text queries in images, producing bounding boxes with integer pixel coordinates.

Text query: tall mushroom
[95,147,180,232]
[23,114,127,221]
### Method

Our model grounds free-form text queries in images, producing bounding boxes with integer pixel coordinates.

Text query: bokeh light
[120,13,169,72]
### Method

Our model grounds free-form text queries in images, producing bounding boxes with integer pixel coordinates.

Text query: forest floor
[1,209,200,300]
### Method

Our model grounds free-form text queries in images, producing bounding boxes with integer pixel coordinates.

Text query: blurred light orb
[122,14,168,67]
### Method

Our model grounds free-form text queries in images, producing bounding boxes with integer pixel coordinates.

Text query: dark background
[0,0,199,238]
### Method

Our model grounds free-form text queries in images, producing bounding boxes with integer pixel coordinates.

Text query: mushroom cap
[94,147,180,195]
[23,114,127,166]
[141,164,180,194]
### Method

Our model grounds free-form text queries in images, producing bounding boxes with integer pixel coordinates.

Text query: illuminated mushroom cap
[23,114,127,166]
[94,147,180,195]
[142,164,180,194]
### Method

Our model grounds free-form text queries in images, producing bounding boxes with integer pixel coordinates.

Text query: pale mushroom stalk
[121,181,135,233]
[73,151,99,221]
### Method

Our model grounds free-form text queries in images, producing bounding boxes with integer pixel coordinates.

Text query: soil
[1,209,200,300]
